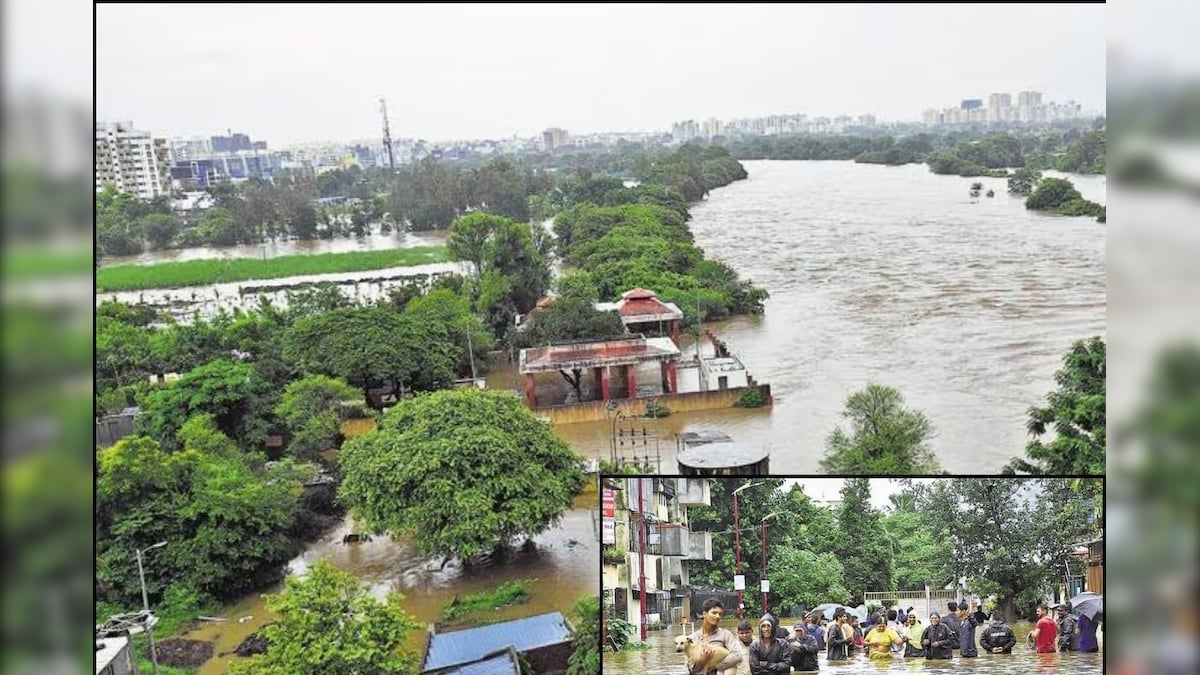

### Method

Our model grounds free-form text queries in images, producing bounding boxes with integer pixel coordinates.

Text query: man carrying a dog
[685,597,743,675]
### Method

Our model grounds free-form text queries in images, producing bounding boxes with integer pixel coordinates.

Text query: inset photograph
[600,476,1102,673]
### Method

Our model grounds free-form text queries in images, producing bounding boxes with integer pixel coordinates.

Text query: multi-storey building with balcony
[601,477,713,635]
[95,121,171,199]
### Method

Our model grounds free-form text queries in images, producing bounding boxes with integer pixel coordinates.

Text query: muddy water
[603,619,1103,674]
[181,491,600,674]
[527,161,1106,474]
[101,230,450,267]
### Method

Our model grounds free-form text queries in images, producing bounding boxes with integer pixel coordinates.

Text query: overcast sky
[93,3,1106,146]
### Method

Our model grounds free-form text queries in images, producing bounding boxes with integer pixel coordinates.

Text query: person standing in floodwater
[1030,605,1059,654]
[921,613,955,660]
[901,613,924,657]
[735,620,753,675]
[957,602,979,657]
[864,616,903,660]
[825,609,852,661]
[979,613,1017,654]
[687,597,743,675]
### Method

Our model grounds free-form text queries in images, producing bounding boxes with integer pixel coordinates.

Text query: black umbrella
[1069,591,1103,619]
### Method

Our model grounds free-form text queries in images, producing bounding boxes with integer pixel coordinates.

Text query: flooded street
[527,161,1106,474]
[603,620,1103,674]
[182,491,600,674]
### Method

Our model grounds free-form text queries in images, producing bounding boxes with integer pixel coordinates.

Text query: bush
[644,400,671,418]
[735,389,766,408]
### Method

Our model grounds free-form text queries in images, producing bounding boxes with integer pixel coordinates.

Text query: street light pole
[731,481,762,620]
[136,541,167,675]
[760,512,783,616]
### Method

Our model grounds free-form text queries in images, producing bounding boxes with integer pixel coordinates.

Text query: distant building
[210,132,253,153]
[95,121,171,198]
[960,99,983,110]
[541,127,570,151]
[1017,90,1043,107]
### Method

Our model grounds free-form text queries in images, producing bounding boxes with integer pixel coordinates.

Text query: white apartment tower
[95,121,171,199]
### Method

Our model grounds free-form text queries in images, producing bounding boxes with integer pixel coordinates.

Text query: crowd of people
[683,597,1102,674]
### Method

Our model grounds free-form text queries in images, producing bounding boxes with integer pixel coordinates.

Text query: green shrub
[736,389,766,408]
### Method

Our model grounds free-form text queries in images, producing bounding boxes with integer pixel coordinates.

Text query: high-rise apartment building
[541,127,570,151]
[95,121,171,199]
[1017,90,1043,107]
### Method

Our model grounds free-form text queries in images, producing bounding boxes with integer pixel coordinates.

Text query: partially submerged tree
[274,374,362,460]
[338,389,586,562]
[229,560,419,675]
[819,384,941,474]
[1006,336,1105,475]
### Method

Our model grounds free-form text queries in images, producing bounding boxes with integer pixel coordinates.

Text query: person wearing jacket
[1077,613,1101,652]
[970,600,989,627]
[747,614,792,675]
[825,610,852,661]
[787,623,820,672]
[956,604,979,657]
[979,613,1017,654]
[920,613,955,660]
[1057,605,1080,651]
[942,602,962,650]
[804,615,825,651]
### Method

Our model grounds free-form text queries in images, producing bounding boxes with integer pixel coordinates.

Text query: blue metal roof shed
[439,647,522,675]
[421,612,573,673]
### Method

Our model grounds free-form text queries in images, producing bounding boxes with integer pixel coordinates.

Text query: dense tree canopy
[136,359,275,451]
[338,389,586,561]
[96,427,310,606]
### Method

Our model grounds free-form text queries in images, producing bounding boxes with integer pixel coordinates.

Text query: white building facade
[95,121,171,199]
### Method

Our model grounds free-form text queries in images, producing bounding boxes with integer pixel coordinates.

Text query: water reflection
[602,620,1103,674]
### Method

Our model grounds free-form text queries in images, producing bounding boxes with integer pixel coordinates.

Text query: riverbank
[96,246,450,292]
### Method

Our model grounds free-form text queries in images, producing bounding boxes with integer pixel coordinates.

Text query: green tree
[139,213,182,249]
[1006,336,1105,475]
[338,389,586,561]
[567,596,600,675]
[96,432,307,606]
[285,306,458,403]
[881,488,952,591]
[555,271,600,303]
[767,547,852,609]
[819,384,941,474]
[1025,177,1082,210]
[1007,167,1043,196]
[136,359,274,451]
[275,375,362,460]
[229,560,419,675]
[830,479,894,602]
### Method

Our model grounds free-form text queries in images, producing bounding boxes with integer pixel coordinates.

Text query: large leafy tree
[830,479,894,603]
[819,384,941,474]
[136,359,275,451]
[274,375,362,460]
[911,478,1084,621]
[767,547,852,610]
[229,560,419,675]
[882,487,953,592]
[338,389,586,561]
[96,425,308,606]
[1006,336,1105,474]
[285,306,458,403]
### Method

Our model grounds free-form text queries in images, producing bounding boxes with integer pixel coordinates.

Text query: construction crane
[379,98,396,173]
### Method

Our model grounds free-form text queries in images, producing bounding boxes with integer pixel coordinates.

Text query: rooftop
[520,336,681,373]
[422,612,573,673]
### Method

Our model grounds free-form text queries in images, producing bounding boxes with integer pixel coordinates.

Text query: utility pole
[379,98,396,173]
[136,541,168,675]
[466,322,477,381]
[637,477,648,642]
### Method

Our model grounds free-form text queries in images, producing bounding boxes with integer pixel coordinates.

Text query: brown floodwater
[602,617,1103,674]
[503,161,1107,474]
[181,489,600,674]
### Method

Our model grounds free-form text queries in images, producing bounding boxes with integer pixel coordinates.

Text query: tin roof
[436,647,521,675]
[421,612,573,672]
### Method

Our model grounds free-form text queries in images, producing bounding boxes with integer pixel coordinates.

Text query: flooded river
[528,161,1106,474]
[181,491,599,674]
[603,619,1103,674]
[100,229,450,266]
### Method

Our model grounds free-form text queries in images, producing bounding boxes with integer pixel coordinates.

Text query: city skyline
[97,4,1105,146]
